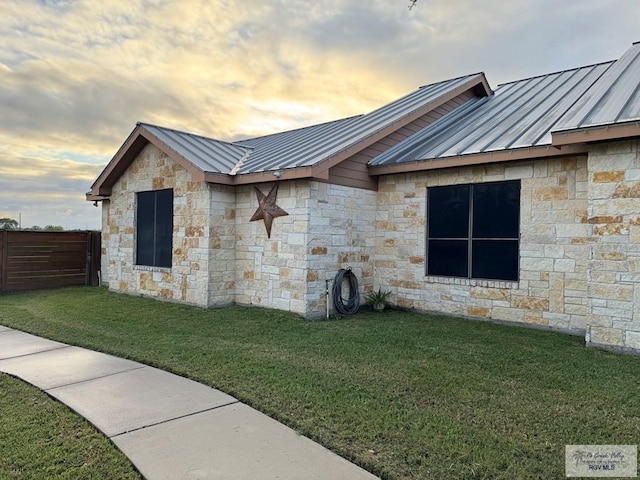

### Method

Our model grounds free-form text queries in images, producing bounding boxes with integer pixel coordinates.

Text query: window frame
[135,188,173,268]
[426,180,520,282]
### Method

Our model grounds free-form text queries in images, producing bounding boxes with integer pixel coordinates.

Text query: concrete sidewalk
[0,325,379,480]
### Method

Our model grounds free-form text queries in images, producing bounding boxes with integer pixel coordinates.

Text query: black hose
[332,268,360,315]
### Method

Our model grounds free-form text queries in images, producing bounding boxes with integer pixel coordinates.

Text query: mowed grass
[0,373,141,479]
[1,287,639,480]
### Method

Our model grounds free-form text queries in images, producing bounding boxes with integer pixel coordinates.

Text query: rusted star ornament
[250,183,288,238]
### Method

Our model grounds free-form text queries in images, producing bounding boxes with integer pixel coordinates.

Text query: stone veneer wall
[234,180,310,315]
[374,156,591,333]
[101,200,111,286]
[208,184,236,307]
[306,182,377,318]
[103,155,376,317]
[232,180,376,318]
[586,139,640,351]
[102,144,212,306]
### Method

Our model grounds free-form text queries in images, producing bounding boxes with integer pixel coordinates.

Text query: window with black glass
[136,189,173,268]
[426,180,520,281]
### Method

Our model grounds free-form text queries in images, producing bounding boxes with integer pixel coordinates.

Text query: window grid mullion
[152,193,158,266]
[467,185,473,279]
[425,188,429,276]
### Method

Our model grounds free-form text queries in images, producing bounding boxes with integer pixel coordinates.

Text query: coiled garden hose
[332,268,360,315]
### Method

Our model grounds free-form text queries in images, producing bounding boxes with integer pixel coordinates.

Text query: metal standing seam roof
[133,74,486,176]
[236,115,362,173]
[140,123,252,174]
[91,42,640,197]
[368,61,614,166]
[232,73,488,174]
[553,42,640,132]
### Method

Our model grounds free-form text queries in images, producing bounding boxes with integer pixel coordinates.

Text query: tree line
[0,217,65,231]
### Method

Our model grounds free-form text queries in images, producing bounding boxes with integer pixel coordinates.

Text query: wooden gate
[0,231,101,293]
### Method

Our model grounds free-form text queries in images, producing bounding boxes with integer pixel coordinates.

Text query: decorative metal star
[249,183,288,238]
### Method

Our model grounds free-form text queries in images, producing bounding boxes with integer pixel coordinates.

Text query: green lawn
[1,287,639,480]
[0,373,141,479]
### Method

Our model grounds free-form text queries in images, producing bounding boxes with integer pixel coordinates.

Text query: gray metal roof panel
[506,64,611,148]
[369,61,614,166]
[236,115,361,149]
[554,43,640,131]
[473,63,612,151]
[140,123,250,174]
[368,99,487,166]
[234,116,362,172]
[131,74,485,177]
[234,73,486,174]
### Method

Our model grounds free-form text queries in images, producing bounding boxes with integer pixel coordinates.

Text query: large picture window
[136,189,173,268]
[426,180,520,281]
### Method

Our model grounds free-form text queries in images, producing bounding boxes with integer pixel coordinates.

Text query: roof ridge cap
[418,72,486,89]
[497,60,615,88]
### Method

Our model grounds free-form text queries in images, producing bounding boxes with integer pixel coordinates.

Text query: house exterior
[88,42,640,353]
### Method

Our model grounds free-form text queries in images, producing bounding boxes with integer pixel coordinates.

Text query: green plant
[364,287,392,311]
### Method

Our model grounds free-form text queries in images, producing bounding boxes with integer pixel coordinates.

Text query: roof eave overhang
[227,165,329,185]
[87,125,221,199]
[86,193,110,202]
[551,121,640,147]
[87,124,148,199]
[368,144,589,176]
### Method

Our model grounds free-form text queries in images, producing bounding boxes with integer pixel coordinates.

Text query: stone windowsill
[134,265,172,273]
[425,276,518,289]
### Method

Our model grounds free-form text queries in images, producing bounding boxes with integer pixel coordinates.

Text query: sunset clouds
[1,0,638,229]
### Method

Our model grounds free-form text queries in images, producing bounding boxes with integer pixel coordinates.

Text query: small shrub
[364,288,392,311]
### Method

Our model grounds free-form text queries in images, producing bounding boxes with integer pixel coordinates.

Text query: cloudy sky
[1,0,639,230]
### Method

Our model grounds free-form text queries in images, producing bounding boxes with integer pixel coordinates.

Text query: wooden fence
[0,231,101,293]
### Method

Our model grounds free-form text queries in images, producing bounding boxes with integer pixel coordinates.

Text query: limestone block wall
[102,144,212,306]
[208,184,236,307]
[306,182,377,317]
[374,156,590,333]
[100,200,111,286]
[234,180,310,315]
[586,139,640,350]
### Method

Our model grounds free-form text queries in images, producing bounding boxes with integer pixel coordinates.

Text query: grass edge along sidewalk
[0,372,142,480]
[1,287,639,480]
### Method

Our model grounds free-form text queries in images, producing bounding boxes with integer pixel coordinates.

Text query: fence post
[84,231,101,287]
[85,231,91,286]
[93,231,102,286]
[0,231,7,292]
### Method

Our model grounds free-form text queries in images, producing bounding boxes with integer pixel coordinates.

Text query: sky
[1,0,639,230]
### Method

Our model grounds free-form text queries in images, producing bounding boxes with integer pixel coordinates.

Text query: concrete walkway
[0,325,379,480]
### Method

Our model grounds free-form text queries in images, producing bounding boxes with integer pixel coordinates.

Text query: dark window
[426,181,520,281]
[136,189,173,268]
